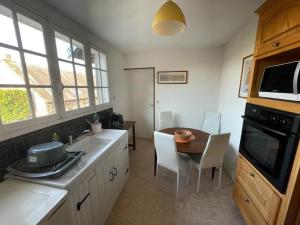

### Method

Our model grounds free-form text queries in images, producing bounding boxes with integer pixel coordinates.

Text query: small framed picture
[238,54,253,98]
[157,71,188,84]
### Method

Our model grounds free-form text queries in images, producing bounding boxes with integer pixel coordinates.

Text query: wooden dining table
[154,127,213,176]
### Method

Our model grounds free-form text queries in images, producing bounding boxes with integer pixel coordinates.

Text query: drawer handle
[113,166,118,176]
[249,172,255,177]
[243,197,250,204]
[77,193,90,211]
[272,42,280,47]
[109,171,114,181]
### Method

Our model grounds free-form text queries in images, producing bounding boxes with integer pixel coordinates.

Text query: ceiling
[44,0,264,53]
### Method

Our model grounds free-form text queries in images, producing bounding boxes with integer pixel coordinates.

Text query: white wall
[125,48,224,130]
[218,18,258,180]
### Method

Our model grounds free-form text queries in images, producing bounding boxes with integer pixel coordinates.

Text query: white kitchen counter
[6,129,127,191]
[0,179,67,225]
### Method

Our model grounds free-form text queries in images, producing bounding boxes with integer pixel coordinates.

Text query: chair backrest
[200,133,230,169]
[202,112,221,134]
[159,111,173,130]
[154,131,179,173]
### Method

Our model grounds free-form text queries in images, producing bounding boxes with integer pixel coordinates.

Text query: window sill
[0,103,112,142]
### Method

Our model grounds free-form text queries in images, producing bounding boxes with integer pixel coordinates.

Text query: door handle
[77,193,90,211]
[149,104,154,107]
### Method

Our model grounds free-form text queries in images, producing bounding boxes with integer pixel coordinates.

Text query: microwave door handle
[293,61,300,94]
[242,117,288,137]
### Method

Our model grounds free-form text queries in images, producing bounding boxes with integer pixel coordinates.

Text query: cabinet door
[71,179,93,225]
[103,153,115,217]
[118,138,129,187]
[95,161,109,225]
[70,172,101,225]
[88,173,102,225]
[42,199,73,225]
[257,0,300,55]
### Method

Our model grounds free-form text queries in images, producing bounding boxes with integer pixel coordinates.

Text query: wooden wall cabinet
[255,0,300,57]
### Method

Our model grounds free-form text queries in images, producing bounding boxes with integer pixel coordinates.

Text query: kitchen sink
[66,136,112,155]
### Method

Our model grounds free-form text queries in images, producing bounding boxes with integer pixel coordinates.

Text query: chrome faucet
[76,129,92,141]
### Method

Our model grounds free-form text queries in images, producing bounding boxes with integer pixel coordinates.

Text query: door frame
[124,67,156,131]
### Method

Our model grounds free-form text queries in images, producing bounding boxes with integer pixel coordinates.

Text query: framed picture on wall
[238,54,253,98]
[157,71,188,84]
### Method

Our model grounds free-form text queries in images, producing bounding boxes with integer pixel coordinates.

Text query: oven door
[239,117,298,193]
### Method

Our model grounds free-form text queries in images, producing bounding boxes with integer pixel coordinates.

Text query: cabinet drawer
[233,181,268,225]
[257,26,300,56]
[237,157,281,225]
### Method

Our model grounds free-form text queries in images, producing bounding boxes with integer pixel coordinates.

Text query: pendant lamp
[152,0,186,35]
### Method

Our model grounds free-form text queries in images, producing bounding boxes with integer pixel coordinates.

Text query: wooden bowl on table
[175,129,192,140]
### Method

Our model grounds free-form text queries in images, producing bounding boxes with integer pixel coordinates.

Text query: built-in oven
[239,103,300,193]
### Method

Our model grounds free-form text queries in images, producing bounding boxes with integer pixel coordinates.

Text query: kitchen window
[91,48,110,104]
[55,31,90,111]
[0,5,56,125]
[0,1,111,141]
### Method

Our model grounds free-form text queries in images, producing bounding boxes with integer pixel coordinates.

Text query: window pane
[101,71,108,87]
[0,5,17,46]
[18,14,46,54]
[24,53,50,85]
[0,87,32,124]
[78,88,89,108]
[92,69,101,87]
[75,65,87,86]
[55,31,72,61]
[58,61,75,86]
[100,53,107,70]
[31,88,55,117]
[94,88,102,105]
[72,40,85,64]
[102,88,110,103]
[0,47,25,84]
[63,88,78,111]
[91,48,100,68]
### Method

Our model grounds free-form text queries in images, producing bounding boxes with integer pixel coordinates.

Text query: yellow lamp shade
[152,1,186,35]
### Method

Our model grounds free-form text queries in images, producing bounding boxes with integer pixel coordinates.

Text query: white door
[126,69,154,139]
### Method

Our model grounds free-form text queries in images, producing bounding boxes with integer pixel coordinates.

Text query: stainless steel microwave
[259,61,300,101]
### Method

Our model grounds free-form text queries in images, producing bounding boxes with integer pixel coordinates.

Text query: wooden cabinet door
[233,182,268,225]
[256,0,300,56]
[236,157,281,225]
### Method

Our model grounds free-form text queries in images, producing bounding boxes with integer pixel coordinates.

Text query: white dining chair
[202,112,221,134]
[189,133,230,193]
[159,111,174,130]
[154,131,189,199]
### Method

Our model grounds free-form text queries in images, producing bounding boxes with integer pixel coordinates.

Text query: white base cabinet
[69,132,129,225]
[42,199,73,225]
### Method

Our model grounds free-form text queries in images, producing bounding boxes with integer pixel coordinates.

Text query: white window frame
[0,0,113,142]
[89,44,111,110]
[52,26,94,117]
[0,1,60,133]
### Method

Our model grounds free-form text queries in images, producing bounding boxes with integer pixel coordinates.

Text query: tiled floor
[106,138,244,225]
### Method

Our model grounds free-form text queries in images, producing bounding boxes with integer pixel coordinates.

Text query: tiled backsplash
[0,108,113,181]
